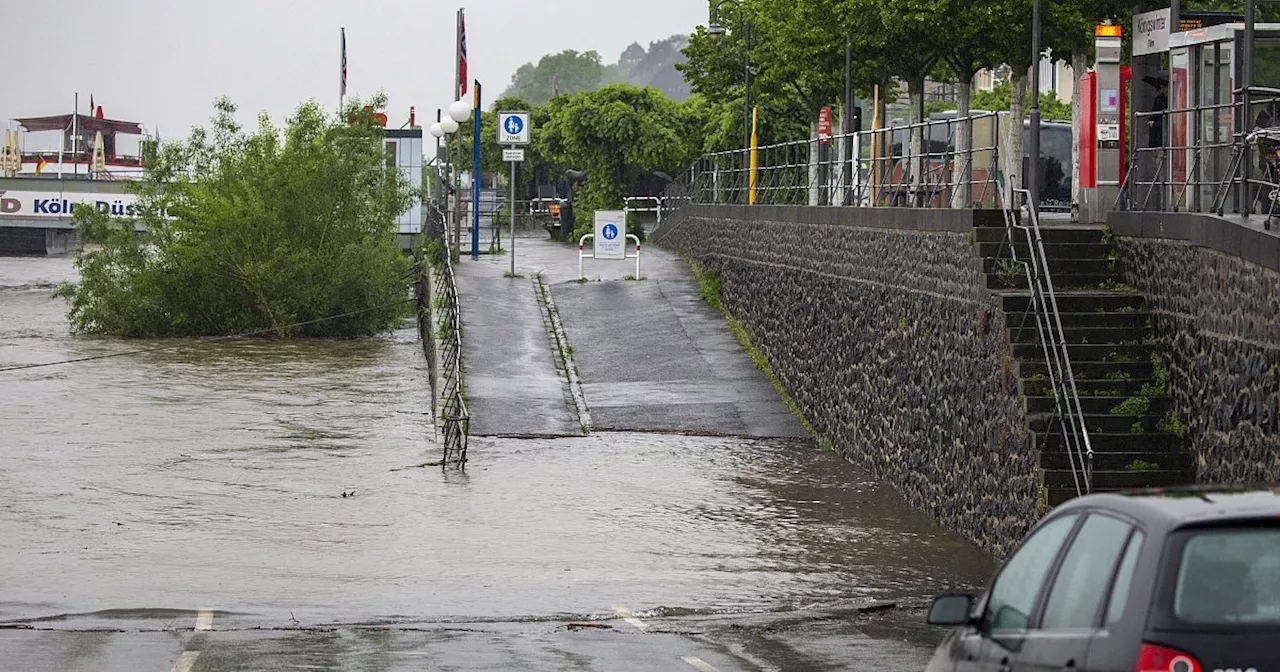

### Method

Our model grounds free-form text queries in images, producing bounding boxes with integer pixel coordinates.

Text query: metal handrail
[684,112,1005,208]
[996,174,1093,497]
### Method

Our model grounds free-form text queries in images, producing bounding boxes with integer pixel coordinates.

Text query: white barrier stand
[579,233,641,281]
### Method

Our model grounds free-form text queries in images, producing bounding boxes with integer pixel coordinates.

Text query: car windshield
[1170,526,1280,625]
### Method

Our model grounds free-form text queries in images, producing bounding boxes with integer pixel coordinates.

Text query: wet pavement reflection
[0,255,994,668]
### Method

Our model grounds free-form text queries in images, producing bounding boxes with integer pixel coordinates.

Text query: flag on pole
[88,93,94,116]
[36,156,48,175]
[340,28,348,97]
[457,12,468,97]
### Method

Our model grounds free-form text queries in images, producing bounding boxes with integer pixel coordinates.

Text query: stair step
[1014,342,1158,362]
[1017,360,1155,379]
[1021,377,1156,397]
[1007,325,1154,345]
[978,242,1113,260]
[1026,395,1172,415]
[1030,412,1168,434]
[987,273,1119,291]
[973,226,1107,245]
[1041,451,1192,472]
[983,258,1118,276]
[1045,469,1193,490]
[1036,431,1182,453]
[1047,472,1198,505]
[1004,292,1146,313]
[1051,312,1152,329]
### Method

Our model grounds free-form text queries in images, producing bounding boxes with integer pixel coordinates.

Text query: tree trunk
[809,120,821,206]
[910,79,925,207]
[1071,50,1086,219]
[952,73,974,209]
[1008,72,1030,209]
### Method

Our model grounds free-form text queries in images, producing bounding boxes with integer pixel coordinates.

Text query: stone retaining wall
[1112,213,1280,483]
[656,205,1034,558]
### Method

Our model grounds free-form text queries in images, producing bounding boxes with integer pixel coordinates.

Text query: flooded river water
[0,255,994,630]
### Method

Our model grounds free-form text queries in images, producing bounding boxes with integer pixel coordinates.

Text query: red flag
[457,12,468,97]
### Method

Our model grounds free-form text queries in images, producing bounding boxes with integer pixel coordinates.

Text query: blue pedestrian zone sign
[497,112,531,145]
[593,210,626,260]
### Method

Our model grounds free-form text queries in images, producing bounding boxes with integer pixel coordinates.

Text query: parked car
[925,487,1280,672]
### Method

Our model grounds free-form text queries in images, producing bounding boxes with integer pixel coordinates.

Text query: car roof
[1055,487,1280,532]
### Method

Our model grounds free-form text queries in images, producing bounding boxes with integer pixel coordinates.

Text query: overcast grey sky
[7,0,706,150]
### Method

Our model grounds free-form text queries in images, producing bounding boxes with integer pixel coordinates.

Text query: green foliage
[1111,395,1152,416]
[1126,459,1160,471]
[1106,370,1132,380]
[996,258,1023,287]
[55,96,414,338]
[1157,409,1188,438]
[540,84,702,224]
[696,265,724,312]
[503,50,604,106]
[971,83,1072,121]
[1130,422,1146,433]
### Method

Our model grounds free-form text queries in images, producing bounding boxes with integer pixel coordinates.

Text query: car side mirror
[927,593,976,626]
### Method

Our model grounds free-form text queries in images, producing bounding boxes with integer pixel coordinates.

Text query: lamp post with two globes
[428,100,473,260]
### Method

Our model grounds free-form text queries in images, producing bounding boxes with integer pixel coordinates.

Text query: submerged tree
[56,95,416,338]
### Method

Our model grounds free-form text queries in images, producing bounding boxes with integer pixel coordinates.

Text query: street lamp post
[447,99,472,260]
[707,0,751,203]
[1029,0,1042,214]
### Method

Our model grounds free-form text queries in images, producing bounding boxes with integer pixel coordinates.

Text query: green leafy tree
[538,84,702,237]
[971,82,1072,121]
[502,50,604,106]
[55,95,415,338]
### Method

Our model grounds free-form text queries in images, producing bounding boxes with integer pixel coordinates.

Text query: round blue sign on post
[601,223,619,240]
[504,116,524,135]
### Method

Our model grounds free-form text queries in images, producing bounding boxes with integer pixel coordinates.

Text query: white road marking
[170,650,201,672]
[682,656,722,671]
[194,609,214,631]
[613,607,650,632]
[168,609,214,671]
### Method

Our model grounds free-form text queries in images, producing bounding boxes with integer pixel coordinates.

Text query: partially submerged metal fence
[678,113,1008,209]
[419,204,469,469]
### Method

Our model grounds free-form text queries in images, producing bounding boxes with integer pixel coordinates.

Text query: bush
[56,96,416,338]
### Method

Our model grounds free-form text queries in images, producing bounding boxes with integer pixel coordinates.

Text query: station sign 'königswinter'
[1134,8,1172,56]
[0,190,148,219]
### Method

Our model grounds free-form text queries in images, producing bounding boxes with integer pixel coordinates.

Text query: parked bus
[872,112,1072,211]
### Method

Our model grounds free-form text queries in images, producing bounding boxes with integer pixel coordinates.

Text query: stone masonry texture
[1118,237,1280,483]
[657,206,1035,558]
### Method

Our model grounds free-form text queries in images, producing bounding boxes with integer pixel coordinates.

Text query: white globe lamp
[440,116,459,134]
[449,99,472,124]
[429,122,444,139]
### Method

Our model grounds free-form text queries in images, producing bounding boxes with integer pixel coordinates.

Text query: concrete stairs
[976,225,1192,507]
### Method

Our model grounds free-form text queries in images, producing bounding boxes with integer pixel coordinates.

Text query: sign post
[497,112,531,276]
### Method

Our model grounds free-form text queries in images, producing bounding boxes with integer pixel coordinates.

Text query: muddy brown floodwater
[0,255,994,631]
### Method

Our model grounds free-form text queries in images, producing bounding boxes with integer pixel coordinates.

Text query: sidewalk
[452,234,807,439]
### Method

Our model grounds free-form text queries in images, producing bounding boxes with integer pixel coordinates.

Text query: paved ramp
[452,237,805,439]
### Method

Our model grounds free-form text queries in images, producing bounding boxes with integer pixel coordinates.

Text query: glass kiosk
[1167,22,1280,212]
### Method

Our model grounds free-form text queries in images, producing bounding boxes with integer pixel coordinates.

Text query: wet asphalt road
[0,247,995,670]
